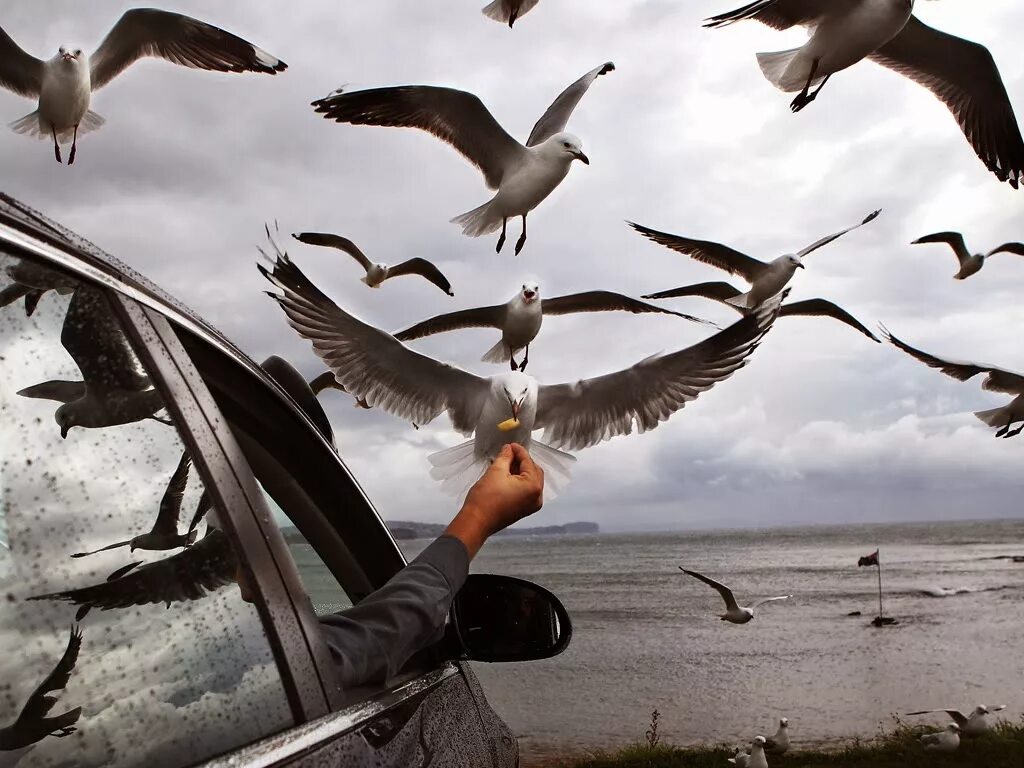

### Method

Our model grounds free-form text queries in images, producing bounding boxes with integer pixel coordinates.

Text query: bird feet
[53,142,62,164]
[509,357,519,371]
[53,727,77,738]
[68,143,77,166]
[514,232,527,255]
[790,90,816,113]
[495,231,506,253]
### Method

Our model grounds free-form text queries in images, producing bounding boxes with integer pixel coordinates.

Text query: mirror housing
[445,574,572,662]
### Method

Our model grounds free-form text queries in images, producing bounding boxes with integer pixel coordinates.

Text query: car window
[0,253,293,767]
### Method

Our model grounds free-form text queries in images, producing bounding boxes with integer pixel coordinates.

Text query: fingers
[490,443,514,473]
[510,443,544,487]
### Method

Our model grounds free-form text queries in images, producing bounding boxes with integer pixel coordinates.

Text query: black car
[0,193,570,767]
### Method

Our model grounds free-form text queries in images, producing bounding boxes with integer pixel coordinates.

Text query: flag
[858,550,879,567]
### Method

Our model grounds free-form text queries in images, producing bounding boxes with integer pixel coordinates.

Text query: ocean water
[427,519,1024,764]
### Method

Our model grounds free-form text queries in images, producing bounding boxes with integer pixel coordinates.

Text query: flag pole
[876,548,883,620]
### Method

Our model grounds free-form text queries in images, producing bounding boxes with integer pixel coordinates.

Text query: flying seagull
[16,287,167,437]
[679,566,791,624]
[0,625,83,751]
[0,259,77,316]
[882,328,1024,438]
[765,718,790,755]
[292,232,454,296]
[395,280,712,371]
[482,0,540,28]
[642,281,879,343]
[911,232,1024,280]
[920,723,960,753]
[906,705,1007,738]
[704,1,1024,188]
[259,241,780,499]
[629,210,880,309]
[311,61,615,255]
[70,451,199,558]
[0,8,286,165]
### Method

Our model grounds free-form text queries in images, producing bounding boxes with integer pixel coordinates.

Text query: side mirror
[446,574,572,662]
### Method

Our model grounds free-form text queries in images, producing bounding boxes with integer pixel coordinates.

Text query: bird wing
[703,0,841,30]
[541,291,711,325]
[62,288,152,392]
[385,258,455,296]
[259,244,490,435]
[752,595,792,609]
[394,304,507,341]
[882,328,1022,386]
[187,489,213,533]
[869,17,1024,189]
[912,232,971,265]
[0,25,44,98]
[535,298,780,450]
[90,8,286,90]
[16,625,83,724]
[309,371,344,395]
[628,222,768,281]
[311,85,527,190]
[780,299,880,342]
[796,210,881,259]
[988,242,1024,258]
[152,452,191,536]
[641,281,744,304]
[906,710,969,727]
[526,62,615,147]
[982,369,1024,396]
[679,567,740,611]
[291,233,373,271]
[16,380,87,404]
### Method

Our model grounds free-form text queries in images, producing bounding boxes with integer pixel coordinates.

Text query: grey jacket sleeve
[318,535,469,687]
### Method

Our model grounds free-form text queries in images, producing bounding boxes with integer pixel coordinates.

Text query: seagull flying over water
[704,0,1024,188]
[395,281,712,371]
[0,8,286,164]
[906,705,1007,738]
[911,232,1024,280]
[920,723,960,753]
[630,210,880,310]
[482,0,540,28]
[882,328,1024,438]
[311,62,614,255]
[679,567,791,624]
[260,240,780,499]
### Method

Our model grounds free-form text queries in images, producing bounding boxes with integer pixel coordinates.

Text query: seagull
[882,328,1024,438]
[395,281,712,371]
[679,567,791,624]
[728,746,750,767]
[291,232,454,296]
[629,210,880,309]
[311,61,615,255]
[765,718,790,755]
[906,705,1007,738]
[0,625,83,751]
[16,287,168,437]
[259,240,780,499]
[704,1,1024,188]
[482,0,540,28]
[920,723,960,753]
[0,8,286,164]
[747,736,769,768]
[70,452,199,558]
[911,232,1024,280]
[643,281,879,343]
[0,259,77,316]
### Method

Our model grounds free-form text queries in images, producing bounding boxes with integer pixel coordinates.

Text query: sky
[1,1,1023,533]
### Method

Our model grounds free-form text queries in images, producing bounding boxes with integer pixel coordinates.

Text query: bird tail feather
[9,109,105,140]
[9,110,45,138]
[528,439,577,501]
[974,406,1009,427]
[756,48,819,92]
[428,440,490,499]
[451,199,504,237]
[481,340,512,363]
[724,290,754,309]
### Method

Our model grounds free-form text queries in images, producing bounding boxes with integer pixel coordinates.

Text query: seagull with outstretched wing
[481,0,540,28]
[0,260,77,317]
[906,705,1007,738]
[679,566,791,624]
[912,232,1024,280]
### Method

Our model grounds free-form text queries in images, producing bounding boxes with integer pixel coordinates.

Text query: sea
[405,519,1024,765]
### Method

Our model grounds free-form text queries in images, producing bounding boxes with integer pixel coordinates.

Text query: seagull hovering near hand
[906,705,1007,738]
[643,281,878,343]
[912,232,1024,280]
[395,280,712,372]
[920,723,960,753]
[882,328,1024,438]
[482,0,540,28]
[630,210,880,310]
[259,239,780,499]
[0,8,286,165]
[765,718,790,755]
[679,567,791,624]
[0,625,83,751]
[704,1,1024,188]
[70,451,199,558]
[311,61,614,255]
[292,232,454,296]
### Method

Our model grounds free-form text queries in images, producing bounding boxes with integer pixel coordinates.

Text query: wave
[916,585,1011,598]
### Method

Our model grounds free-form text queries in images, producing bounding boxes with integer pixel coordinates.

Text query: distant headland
[386,520,599,540]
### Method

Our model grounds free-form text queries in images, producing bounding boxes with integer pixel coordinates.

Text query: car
[0,192,572,768]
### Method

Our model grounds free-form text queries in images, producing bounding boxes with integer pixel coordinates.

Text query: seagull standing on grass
[911,232,1024,280]
[745,736,769,768]
[630,210,880,310]
[395,281,712,371]
[920,723,960,753]
[679,567,791,624]
[728,746,750,767]
[311,62,615,255]
[906,705,1007,738]
[0,8,287,164]
[482,0,540,28]
[765,718,790,755]
[704,0,1024,187]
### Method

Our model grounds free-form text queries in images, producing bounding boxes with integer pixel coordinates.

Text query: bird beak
[796,261,805,269]
[511,401,521,419]
[60,426,69,439]
[62,53,74,62]
[574,151,590,165]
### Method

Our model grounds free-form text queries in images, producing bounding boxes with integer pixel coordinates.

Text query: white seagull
[704,0,1024,188]
[0,8,286,165]
[292,231,454,296]
[629,210,880,310]
[906,705,1007,738]
[765,718,790,755]
[679,567,791,624]
[728,746,750,767]
[311,62,615,255]
[920,723,960,753]
[911,232,1024,280]
[395,281,712,371]
[259,241,780,499]
[643,281,879,343]
[882,328,1024,438]
[747,736,770,768]
[482,0,540,28]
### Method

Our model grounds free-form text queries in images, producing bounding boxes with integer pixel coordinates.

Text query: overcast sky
[2,1,1023,532]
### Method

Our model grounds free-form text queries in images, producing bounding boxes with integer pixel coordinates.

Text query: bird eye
[562,142,571,148]
[74,49,82,56]
[59,47,65,54]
